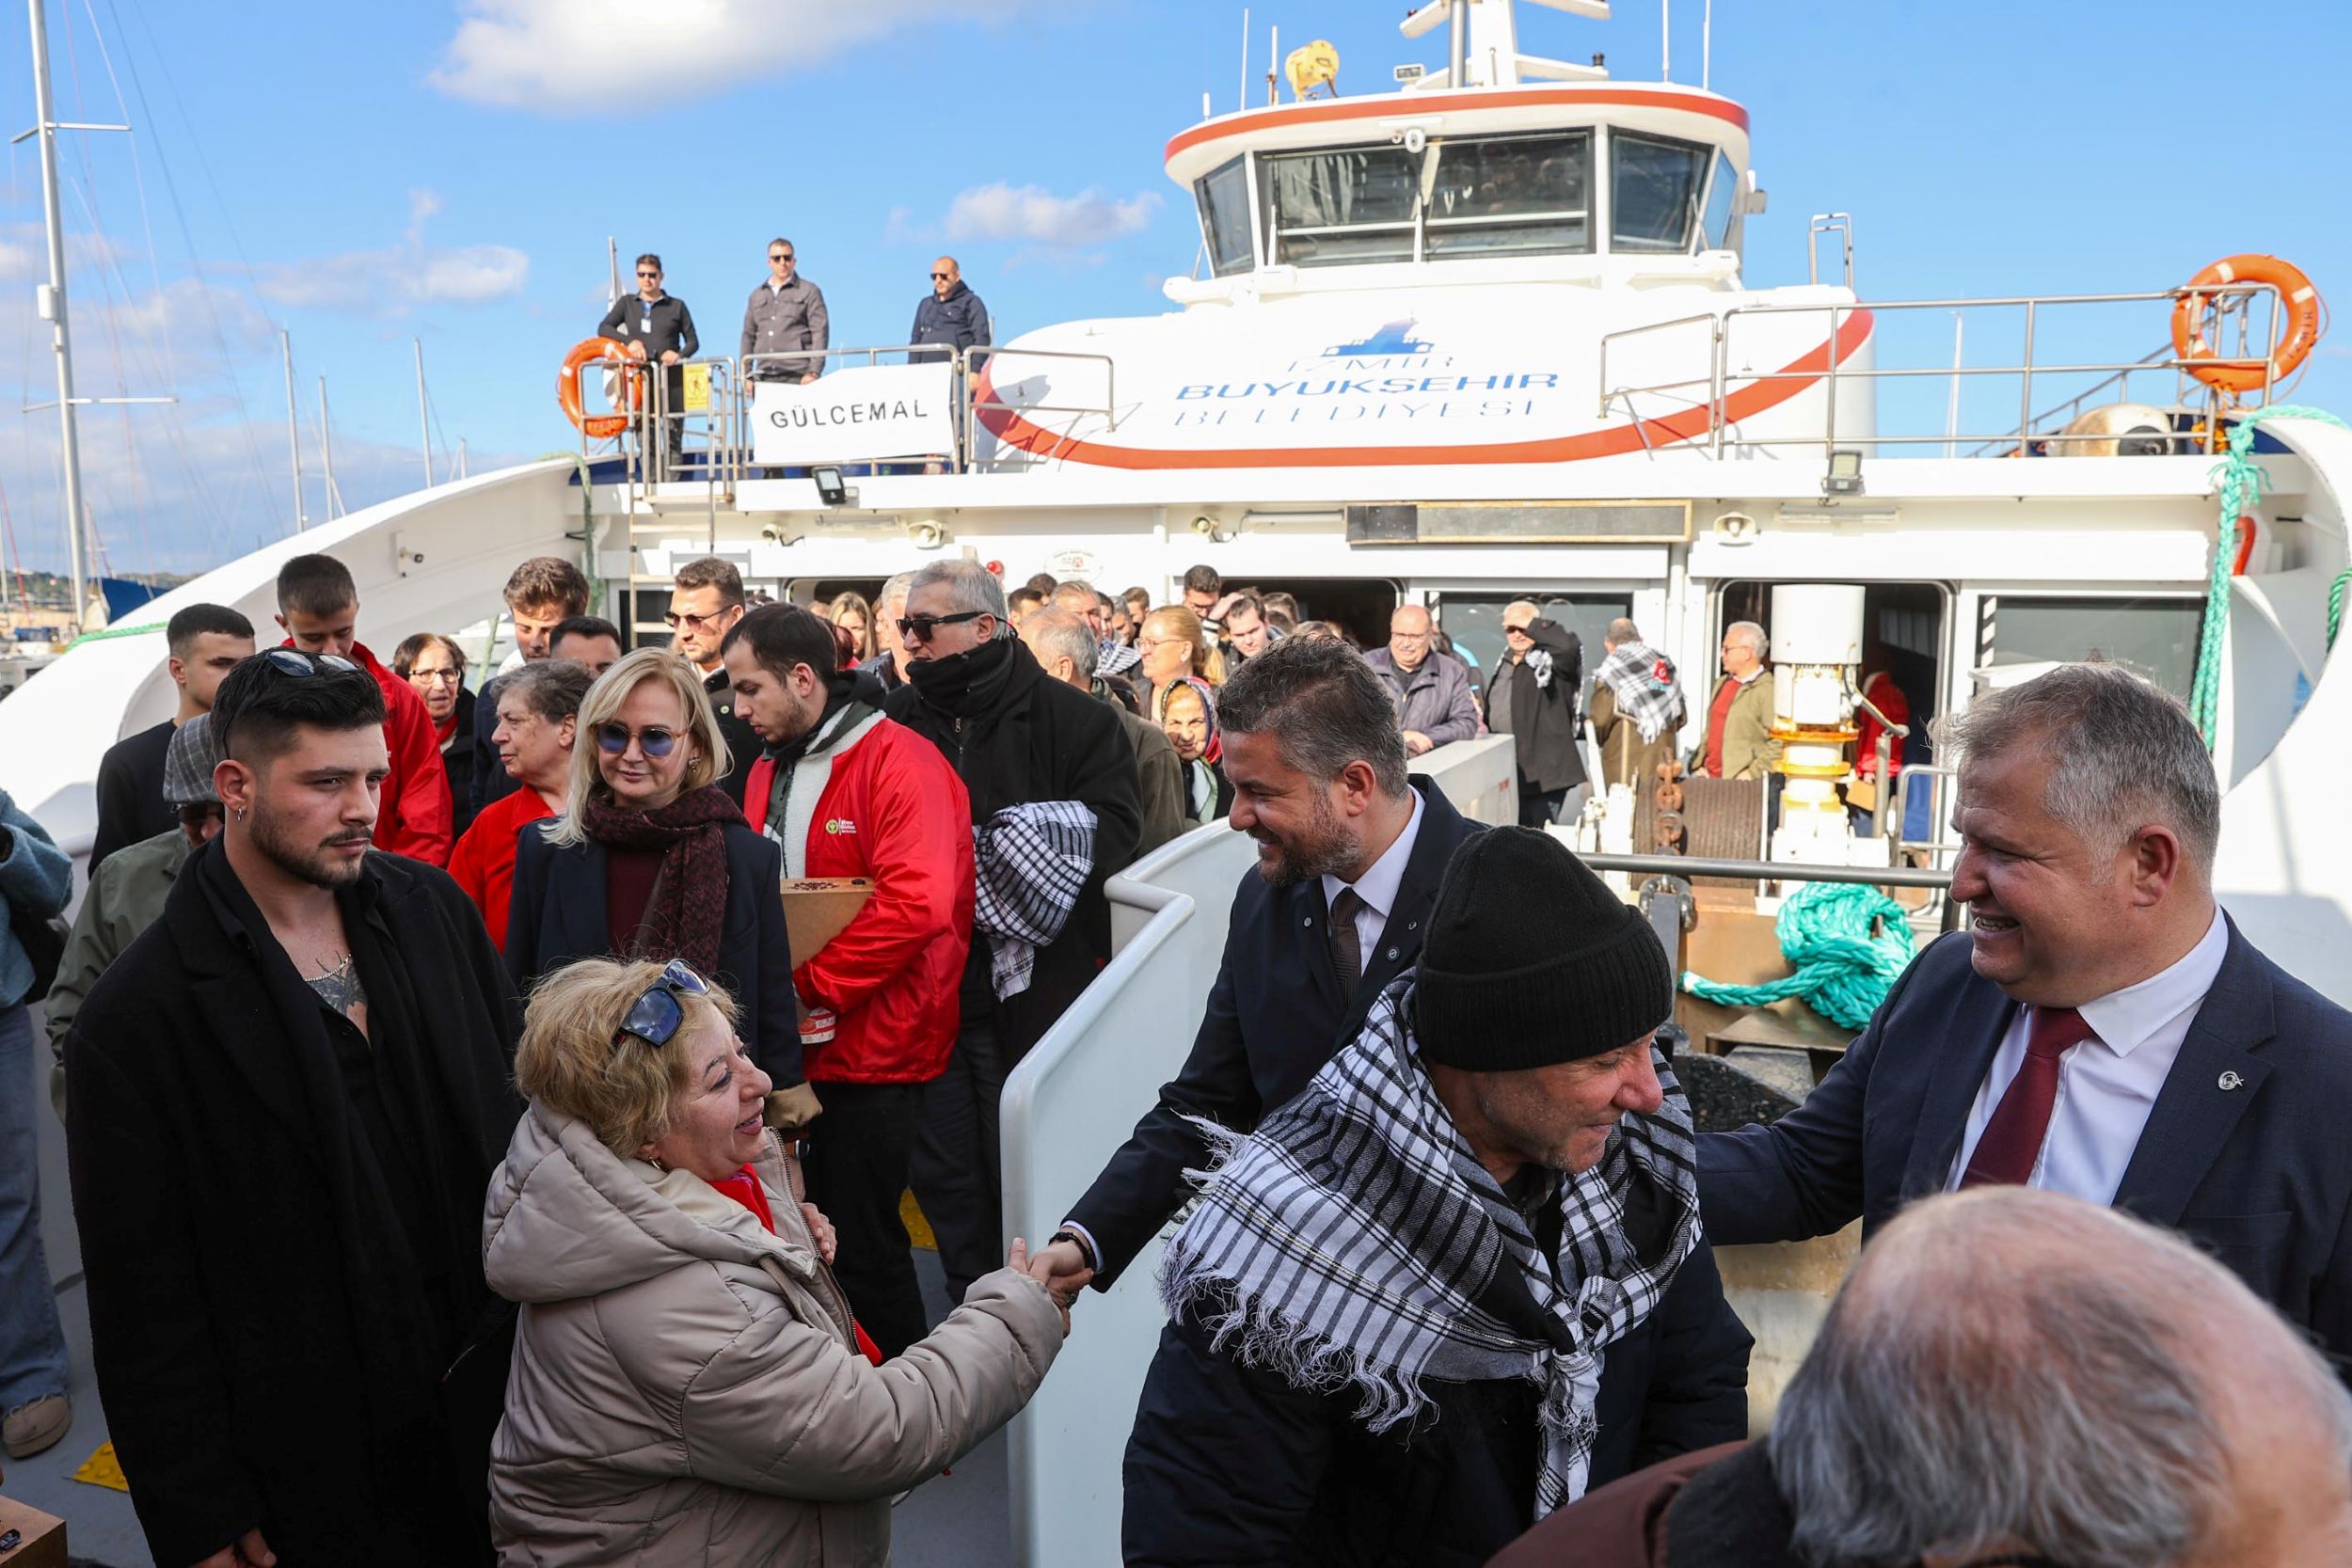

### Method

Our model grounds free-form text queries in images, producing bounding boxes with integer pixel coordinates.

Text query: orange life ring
[558,336,645,439]
[2171,254,2323,395]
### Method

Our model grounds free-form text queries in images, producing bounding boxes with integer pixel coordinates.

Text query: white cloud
[111,277,277,356]
[253,188,528,314]
[431,0,1055,112]
[943,183,1161,247]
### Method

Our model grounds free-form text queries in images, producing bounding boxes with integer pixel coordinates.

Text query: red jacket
[1854,670,1911,781]
[743,709,974,1084]
[448,785,555,950]
[289,640,454,865]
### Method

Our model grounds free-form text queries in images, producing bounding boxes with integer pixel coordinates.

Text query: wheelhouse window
[1263,146,1420,267]
[1612,131,1710,254]
[1196,156,1255,277]
[1424,131,1593,258]
[1701,150,1739,251]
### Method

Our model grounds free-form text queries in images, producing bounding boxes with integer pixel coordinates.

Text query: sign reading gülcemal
[752,363,959,465]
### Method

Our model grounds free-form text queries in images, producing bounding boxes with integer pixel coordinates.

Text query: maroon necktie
[1959,1006,2097,1189]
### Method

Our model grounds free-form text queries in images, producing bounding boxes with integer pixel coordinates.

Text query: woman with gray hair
[485,956,1077,1565]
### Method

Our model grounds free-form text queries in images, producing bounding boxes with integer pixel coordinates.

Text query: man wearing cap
[46,714,229,1118]
[1121,827,1751,1567]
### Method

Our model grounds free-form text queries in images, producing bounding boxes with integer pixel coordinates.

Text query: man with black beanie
[1122,828,1751,1567]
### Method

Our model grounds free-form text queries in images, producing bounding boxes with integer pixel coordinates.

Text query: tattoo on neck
[308,951,367,1015]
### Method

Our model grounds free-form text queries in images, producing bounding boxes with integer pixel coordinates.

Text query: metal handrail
[1593,280,2288,458]
[1579,850,1951,890]
[963,343,1120,468]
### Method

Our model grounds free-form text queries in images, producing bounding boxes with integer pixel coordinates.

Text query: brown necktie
[1960,1006,2096,1189]
[1328,887,1365,997]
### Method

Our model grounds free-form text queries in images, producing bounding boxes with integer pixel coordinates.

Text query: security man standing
[741,237,828,388]
[598,252,698,476]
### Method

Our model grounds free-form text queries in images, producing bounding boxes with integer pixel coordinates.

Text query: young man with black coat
[65,650,524,1568]
[89,603,254,870]
[884,559,1140,1300]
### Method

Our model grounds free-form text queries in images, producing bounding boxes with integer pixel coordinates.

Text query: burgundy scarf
[579,784,743,976]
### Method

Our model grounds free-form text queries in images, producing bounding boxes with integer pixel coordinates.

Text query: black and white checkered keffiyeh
[1596,641,1686,742]
[1160,978,1701,1516]
[972,800,1097,1001]
[1098,639,1143,679]
[1525,646,1556,689]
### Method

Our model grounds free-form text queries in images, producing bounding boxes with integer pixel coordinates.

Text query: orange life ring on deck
[2171,254,2324,394]
[558,336,645,439]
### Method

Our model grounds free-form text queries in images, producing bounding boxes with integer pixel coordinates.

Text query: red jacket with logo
[286,640,454,866]
[744,709,974,1084]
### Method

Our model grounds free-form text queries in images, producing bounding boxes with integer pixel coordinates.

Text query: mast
[281,329,306,531]
[318,375,341,521]
[413,337,433,488]
[25,0,87,627]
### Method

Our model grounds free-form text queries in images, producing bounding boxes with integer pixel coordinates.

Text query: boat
[5,1,2348,1563]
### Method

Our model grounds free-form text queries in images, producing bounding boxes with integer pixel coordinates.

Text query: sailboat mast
[413,337,433,488]
[281,329,306,531]
[318,375,340,521]
[25,0,88,628]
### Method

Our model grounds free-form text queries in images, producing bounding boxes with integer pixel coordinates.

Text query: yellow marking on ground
[901,1189,936,1251]
[72,1441,129,1491]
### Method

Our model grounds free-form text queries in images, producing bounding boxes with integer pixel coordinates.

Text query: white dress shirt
[1947,908,2229,1204]
[1322,786,1424,966]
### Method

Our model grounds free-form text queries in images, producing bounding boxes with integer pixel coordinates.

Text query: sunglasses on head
[617,959,709,1051]
[594,721,679,758]
[898,609,987,642]
[263,648,359,677]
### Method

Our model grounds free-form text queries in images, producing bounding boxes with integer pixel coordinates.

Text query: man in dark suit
[1029,635,1486,1293]
[1701,662,2352,1361]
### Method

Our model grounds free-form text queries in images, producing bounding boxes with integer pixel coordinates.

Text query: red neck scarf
[706,1167,882,1365]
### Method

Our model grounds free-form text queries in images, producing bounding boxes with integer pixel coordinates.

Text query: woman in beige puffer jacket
[484,956,1073,1567]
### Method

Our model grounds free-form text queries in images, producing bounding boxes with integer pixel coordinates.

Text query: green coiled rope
[1681,879,1917,1032]
[2188,404,2352,746]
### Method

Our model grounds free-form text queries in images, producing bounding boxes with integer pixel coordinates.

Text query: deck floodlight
[812,466,848,507]
[1822,449,1864,497]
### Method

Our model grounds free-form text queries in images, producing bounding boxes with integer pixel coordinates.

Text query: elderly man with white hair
[1482,599,1588,826]
[1698,618,1777,780]
[1699,661,2352,1365]
[858,569,918,693]
[1491,1184,2352,1567]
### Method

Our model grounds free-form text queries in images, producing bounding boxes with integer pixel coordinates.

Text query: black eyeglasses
[617,959,709,1050]
[263,649,359,677]
[898,610,987,642]
[930,271,951,279]
[594,721,678,758]
[636,270,660,279]
[771,253,793,262]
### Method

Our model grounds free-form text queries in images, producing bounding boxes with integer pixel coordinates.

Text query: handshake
[1010,1233,1096,1332]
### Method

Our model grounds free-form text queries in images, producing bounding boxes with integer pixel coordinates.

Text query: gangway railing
[1597,281,2288,460]
[962,343,1120,469]
[1000,736,1513,1568]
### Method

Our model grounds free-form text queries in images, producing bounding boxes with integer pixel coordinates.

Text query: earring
[234,807,246,823]
[650,1155,669,1174]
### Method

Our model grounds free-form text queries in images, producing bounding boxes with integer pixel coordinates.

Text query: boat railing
[1597,280,2289,459]
[962,343,1120,469]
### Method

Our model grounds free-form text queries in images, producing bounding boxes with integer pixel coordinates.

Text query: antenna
[1702,0,1712,89]
[1661,0,1670,82]
[1266,24,1278,103]
[1238,7,1248,113]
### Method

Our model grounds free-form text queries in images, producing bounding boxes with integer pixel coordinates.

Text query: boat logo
[1323,318,1434,356]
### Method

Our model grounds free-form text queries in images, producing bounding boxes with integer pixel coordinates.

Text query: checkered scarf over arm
[1159,978,1703,1517]
[971,800,1098,1001]
[1596,641,1686,742]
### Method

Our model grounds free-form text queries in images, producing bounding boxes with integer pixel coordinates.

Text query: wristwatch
[1047,1228,1097,1270]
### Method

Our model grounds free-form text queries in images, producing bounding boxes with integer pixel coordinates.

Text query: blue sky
[1,0,2345,574]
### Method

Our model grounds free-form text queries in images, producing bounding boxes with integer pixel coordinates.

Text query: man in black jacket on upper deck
[1028,635,1486,1294]
[597,251,698,474]
[884,558,1140,1301]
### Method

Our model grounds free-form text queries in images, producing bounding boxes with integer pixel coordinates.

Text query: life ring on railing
[558,336,644,439]
[2171,255,2323,395]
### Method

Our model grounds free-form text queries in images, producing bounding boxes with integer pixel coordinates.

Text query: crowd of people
[0,546,2345,1568]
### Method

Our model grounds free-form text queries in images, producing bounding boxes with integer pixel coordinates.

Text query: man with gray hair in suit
[1700,662,2352,1367]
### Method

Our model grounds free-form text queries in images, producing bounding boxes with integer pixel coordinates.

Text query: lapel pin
[2217,1070,2245,1092]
